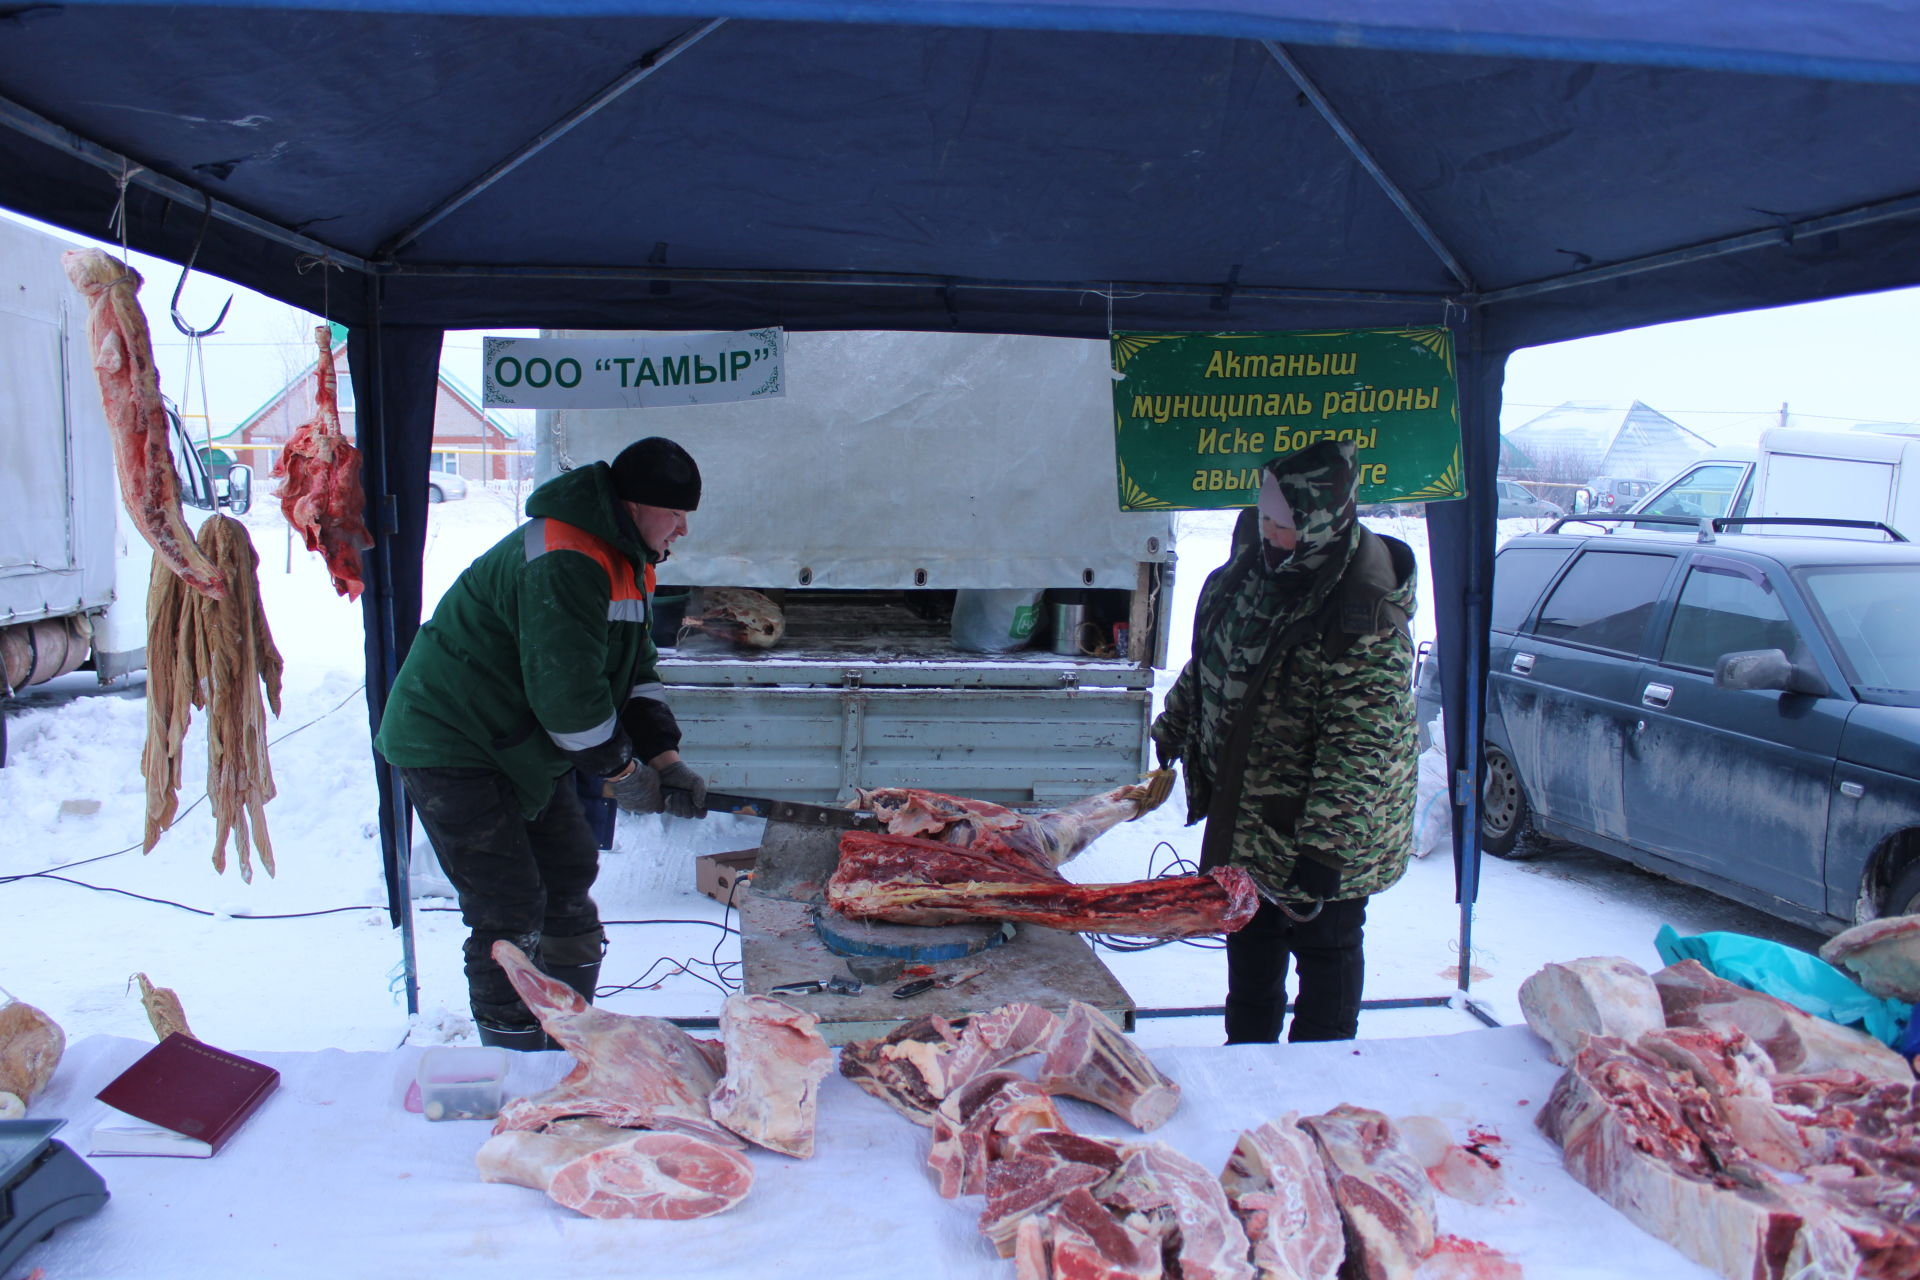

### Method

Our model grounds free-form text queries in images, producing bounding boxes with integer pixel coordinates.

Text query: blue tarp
[6,2,1919,943]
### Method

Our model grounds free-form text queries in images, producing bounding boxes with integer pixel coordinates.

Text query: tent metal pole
[1260,41,1477,293]
[386,259,1456,306]
[378,18,726,259]
[0,93,371,272]
[362,284,421,1017]
[1479,188,1920,304]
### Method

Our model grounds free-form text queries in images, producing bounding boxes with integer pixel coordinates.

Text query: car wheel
[1481,746,1549,860]
[1886,861,1920,917]
[428,485,445,504]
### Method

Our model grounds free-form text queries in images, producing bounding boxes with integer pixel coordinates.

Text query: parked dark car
[1416,516,1920,931]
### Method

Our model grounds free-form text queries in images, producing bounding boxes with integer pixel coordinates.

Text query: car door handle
[1510,652,1535,675]
[1642,682,1673,709]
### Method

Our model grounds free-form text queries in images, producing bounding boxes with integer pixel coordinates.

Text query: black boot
[475,1020,548,1052]
[542,927,607,1005]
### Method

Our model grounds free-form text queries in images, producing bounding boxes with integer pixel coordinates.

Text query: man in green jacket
[376,437,709,1050]
[1152,439,1417,1043]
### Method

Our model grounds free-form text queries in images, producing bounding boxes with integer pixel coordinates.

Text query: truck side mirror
[225,464,253,516]
[1714,648,1830,698]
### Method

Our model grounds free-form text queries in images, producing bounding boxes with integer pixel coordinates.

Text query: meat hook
[170,193,234,338]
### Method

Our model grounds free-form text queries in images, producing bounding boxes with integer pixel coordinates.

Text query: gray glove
[656,760,709,820]
[605,762,663,814]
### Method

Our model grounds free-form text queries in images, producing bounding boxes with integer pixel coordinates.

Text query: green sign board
[1110,327,1464,511]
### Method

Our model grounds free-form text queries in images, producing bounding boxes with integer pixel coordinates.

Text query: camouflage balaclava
[1258,438,1359,589]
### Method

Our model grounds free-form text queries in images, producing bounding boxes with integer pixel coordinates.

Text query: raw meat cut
[1537,1034,1868,1280]
[545,1130,754,1220]
[61,249,226,599]
[272,326,373,600]
[927,1070,1065,1199]
[1035,1001,1180,1131]
[1393,1115,1504,1206]
[829,831,1258,940]
[982,1131,1129,1256]
[1014,1187,1166,1280]
[1517,955,1665,1065]
[478,1119,754,1220]
[1636,1026,1812,1173]
[707,994,831,1157]
[1413,1236,1522,1280]
[489,941,739,1145]
[858,773,1176,869]
[1099,1141,1255,1280]
[839,1013,959,1124]
[940,1002,1065,1098]
[677,587,785,650]
[1219,1114,1344,1280]
[141,515,284,879]
[0,995,64,1116]
[1299,1105,1436,1280]
[1653,960,1913,1083]
[1820,914,1920,1002]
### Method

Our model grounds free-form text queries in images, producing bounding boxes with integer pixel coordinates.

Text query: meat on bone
[1635,1026,1812,1173]
[488,941,739,1145]
[1035,1001,1180,1131]
[1393,1115,1504,1207]
[61,250,226,598]
[1299,1105,1437,1280]
[858,773,1176,870]
[829,830,1258,940]
[1536,1034,1868,1280]
[676,587,785,650]
[839,1004,1060,1127]
[272,326,373,599]
[1098,1141,1255,1280]
[707,994,832,1158]
[928,1070,1066,1200]
[1820,914,1920,1002]
[1219,1114,1345,1280]
[1014,1187,1167,1280]
[477,1118,753,1220]
[1517,955,1666,1066]
[1653,960,1914,1083]
[981,1131,1129,1256]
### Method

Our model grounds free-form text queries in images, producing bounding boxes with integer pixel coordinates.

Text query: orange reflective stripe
[536,519,645,602]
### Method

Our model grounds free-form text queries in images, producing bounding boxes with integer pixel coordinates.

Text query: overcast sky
[12,206,1915,452]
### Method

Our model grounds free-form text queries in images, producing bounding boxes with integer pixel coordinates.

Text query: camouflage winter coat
[1153,440,1418,906]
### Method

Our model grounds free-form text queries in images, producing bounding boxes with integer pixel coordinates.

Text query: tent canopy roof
[5,2,1920,350]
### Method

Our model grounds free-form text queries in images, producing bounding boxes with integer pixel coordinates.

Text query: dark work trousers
[1223,896,1369,1044]
[402,766,603,1031]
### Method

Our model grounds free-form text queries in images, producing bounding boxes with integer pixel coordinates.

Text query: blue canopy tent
[6,0,1920,1011]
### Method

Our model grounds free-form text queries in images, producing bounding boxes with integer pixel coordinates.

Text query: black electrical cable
[1088,841,1231,953]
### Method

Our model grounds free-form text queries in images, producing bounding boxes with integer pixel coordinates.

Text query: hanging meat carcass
[61,249,226,599]
[827,830,1257,940]
[273,326,374,599]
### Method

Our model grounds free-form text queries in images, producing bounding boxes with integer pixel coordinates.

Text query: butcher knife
[663,785,885,904]
[690,789,884,832]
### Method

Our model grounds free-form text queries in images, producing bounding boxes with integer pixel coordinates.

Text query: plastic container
[417,1046,508,1122]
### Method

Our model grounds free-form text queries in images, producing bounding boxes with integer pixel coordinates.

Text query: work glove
[655,760,709,820]
[1285,850,1345,902]
[1149,718,1182,768]
[604,761,664,815]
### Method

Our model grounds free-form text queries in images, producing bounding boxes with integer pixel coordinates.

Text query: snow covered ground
[0,492,1822,1055]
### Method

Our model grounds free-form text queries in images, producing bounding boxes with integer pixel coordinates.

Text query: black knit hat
[610,436,701,511]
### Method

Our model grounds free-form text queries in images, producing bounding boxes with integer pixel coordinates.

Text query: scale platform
[738,892,1136,1046]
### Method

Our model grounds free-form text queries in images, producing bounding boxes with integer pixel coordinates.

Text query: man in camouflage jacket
[1152,439,1417,1042]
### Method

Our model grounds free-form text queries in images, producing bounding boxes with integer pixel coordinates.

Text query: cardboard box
[695,850,758,905]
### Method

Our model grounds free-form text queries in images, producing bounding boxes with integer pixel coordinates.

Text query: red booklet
[91,1033,279,1157]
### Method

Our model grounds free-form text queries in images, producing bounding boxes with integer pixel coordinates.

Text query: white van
[1629,427,1920,540]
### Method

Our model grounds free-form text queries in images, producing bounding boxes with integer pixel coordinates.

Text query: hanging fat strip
[61,249,227,599]
[274,326,374,599]
[143,515,284,880]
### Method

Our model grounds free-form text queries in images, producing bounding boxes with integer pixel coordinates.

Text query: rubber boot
[475,1021,548,1052]
[542,927,606,1005]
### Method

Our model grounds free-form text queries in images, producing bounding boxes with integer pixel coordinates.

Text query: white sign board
[482,329,784,409]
